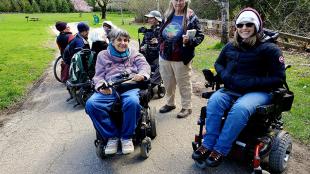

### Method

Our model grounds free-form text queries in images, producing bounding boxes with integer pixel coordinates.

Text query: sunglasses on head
[236,23,254,28]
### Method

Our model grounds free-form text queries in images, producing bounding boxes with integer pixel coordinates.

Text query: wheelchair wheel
[157,85,166,98]
[194,159,207,169]
[148,107,157,139]
[140,137,152,159]
[269,132,292,173]
[53,56,63,83]
[77,87,93,106]
[95,139,107,159]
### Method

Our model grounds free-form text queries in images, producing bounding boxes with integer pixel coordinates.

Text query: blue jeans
[85,89,141,139]
[202,88,272,156]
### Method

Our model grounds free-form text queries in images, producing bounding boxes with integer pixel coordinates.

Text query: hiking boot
[121,138,134,154]
[104,138,119,155]
[206,150,224,167]
[177,109,192,118]
[192,145,211,161]
[159,105,176,113]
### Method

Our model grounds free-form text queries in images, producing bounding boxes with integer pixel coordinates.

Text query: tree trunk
[221,0,229,44]
[101,5,107,19]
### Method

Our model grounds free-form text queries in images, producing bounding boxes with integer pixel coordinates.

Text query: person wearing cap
[55,21,74,82]
[102,21,115,40]
[63,22,90,65]
[73,22,90,50]
[139,10,162,88]
[55,21,74,55]
[192,7,285,167]
[140,10,162,63]
[158,0,204,118]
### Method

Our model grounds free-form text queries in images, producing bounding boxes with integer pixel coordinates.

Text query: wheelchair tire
[148,107,157,139]
[194,159,207,169]
[95,139,107,159]
[53,56,64,83]
[269,132,292,173]
[140,137,151,159]
[77,87,93,106]
[157,86,166,98]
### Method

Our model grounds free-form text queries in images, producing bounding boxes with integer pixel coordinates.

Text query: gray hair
[164,0,191,29]
[108,28,130,43]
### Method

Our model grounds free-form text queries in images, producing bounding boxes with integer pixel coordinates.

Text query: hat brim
[144,15,162,22]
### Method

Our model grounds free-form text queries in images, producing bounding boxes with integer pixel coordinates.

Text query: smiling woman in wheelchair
[85,28,150,155]
[192,8,287,167]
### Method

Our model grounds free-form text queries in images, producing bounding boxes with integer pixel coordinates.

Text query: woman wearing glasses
[192,7,285,167]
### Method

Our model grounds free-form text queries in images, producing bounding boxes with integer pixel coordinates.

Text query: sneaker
[192,145,211,161]
[177,109,192,118]
[104,138,119,155]
[206,150,224,167]
[121,138,134,154]
[159,105,176,113]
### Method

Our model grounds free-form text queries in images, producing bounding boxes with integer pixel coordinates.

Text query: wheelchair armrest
[271,88,294,112]
[256,104,275,116]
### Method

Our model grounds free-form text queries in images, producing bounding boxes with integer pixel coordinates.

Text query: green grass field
[0,13,309,144]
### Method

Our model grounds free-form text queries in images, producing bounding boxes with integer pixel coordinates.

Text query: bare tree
[96,0,111,19]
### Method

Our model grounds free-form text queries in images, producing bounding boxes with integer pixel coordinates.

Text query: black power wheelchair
[192,67,294,174]
[66,49,95,107]
[93,72,157,159]
[138,27,166,99]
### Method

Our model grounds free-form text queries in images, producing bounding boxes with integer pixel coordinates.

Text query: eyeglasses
[236,23,254,28]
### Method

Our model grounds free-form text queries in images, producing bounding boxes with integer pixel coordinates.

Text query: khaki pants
[159,57,192,109]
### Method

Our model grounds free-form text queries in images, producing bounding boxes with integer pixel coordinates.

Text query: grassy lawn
[0,12,137,110]
[0,13,309,144]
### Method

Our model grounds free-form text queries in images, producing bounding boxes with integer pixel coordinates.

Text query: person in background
[85,28,150,155]
[71,22,90,51]
[158,0,204,118]
[192,7,285,167]
[140,10,162,65]
[139,10,162,89]
[89,28,108,61]
[55,21,75,82]
[63,22,90,65]
[102,21,115,40]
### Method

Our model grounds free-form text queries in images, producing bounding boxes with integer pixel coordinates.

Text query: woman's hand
[99,88,112,95]
[132,74,144,81]
[182,35,189,44]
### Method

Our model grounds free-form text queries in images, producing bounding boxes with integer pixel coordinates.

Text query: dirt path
[0,25,309,174]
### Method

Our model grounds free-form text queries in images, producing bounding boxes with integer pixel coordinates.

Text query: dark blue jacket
[215,41,285,93]
[159,10,204,65]
[140,25,161,64]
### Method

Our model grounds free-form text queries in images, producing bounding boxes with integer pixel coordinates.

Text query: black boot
[192,145,211,161]
[206,150,224,167]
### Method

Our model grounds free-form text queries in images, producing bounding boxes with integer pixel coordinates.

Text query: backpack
[69,49,96,84]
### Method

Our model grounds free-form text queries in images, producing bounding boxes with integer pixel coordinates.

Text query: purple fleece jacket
[93,47,151,91]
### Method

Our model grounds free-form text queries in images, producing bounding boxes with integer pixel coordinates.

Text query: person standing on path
[158,0,204,118]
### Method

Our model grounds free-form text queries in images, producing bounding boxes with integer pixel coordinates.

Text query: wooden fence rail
[200,19,310,52]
